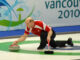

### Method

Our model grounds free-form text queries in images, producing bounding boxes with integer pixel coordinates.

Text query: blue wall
[0,25,80,38]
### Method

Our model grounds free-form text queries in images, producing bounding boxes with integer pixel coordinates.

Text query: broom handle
[48,40,50,49]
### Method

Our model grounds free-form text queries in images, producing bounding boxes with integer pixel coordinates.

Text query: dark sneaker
[67,38,74,47]
[37,45,46,50]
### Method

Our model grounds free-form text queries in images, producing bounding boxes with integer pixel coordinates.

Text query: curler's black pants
[40,29,67,48]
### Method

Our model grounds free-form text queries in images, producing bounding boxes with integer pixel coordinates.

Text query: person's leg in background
[49,29,57,48]
[50,29,74,48]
